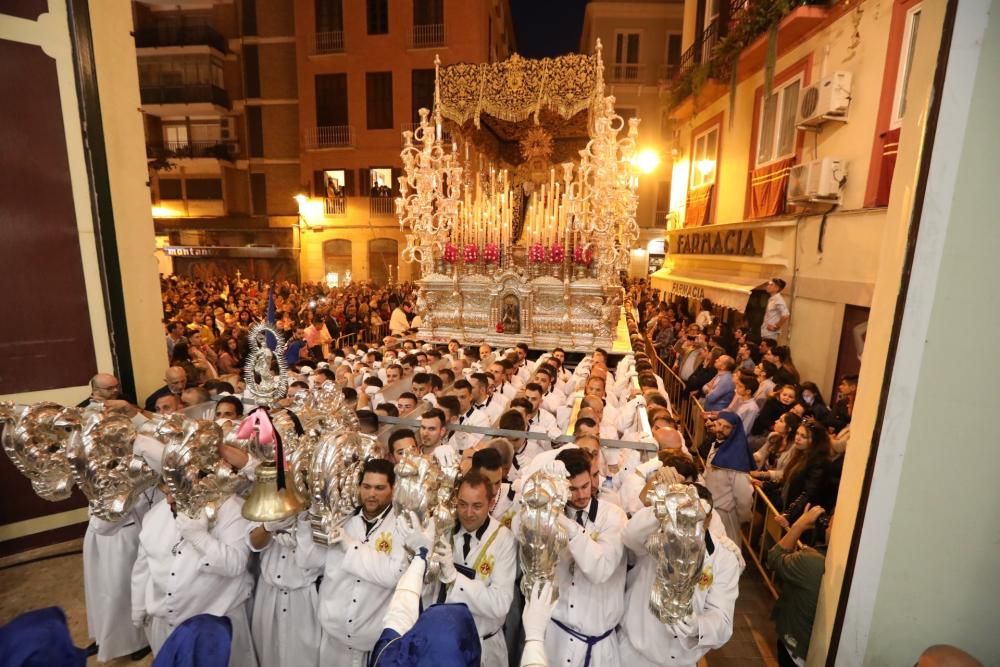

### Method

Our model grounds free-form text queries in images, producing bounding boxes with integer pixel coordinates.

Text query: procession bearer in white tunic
[618,483,743,667]
[131,491,257,665]
[84,487,157,662]
[295,458,409,667]
[247,514,322,666]
[545,448,628,667]
[429,469,516,667]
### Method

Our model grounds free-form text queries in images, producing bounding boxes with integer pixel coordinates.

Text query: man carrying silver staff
[427,469,516,667]
[294,458,411,667]
[618,483,743,667]
[544,447,628,667]
[131,486,257,665]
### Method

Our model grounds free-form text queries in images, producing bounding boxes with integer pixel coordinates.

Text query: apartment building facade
[580,0,685,276]
[294,0,514,286]
[651,0,934,397]
[138,0,302,281]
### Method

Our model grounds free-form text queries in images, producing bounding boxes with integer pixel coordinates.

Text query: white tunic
[131,496,255,665]
[295,508,407,660]
[545,498,627,667]
[250,529,322,666]
[432,518,516,667]
[619,506,743,666]
[85,490,157,661]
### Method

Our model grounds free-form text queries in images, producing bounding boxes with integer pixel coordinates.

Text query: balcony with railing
[669,0,829,109]
[134,24,228,53]
[147,140,238,161]
[140,83,230,109]
[409,23,446,48]
[607,63,647,84]
[325,197,346,216]
[369,196,396,217]
[314,30,345,55]
[302,125,355,149]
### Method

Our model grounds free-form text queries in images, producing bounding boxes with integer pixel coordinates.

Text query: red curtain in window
[749,157,795,219]
[685,184,714,227]
[875,127,901,207]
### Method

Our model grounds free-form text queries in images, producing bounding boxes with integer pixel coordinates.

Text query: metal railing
[608,63,646,83]
[314,30,345,54]
[140,83,230,109]
[134,24,228,53]
[147,139,238,160]
[409,23,446,48]
[302,125,355,149]
[324,197,346,216]
[368,196,396,217]
[644,329,797,600]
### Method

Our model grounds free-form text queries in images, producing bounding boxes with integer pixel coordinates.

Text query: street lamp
[633,148,661,174]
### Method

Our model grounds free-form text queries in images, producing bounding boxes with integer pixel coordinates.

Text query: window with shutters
[243,45,260,98]
[366,71,393,130]
[246,106,264,157]
[315,73,349,127]
[159,179,182,200]
[366,0,389,35]
[186,178,223,200]
[411,68,435,123]
[665,34,682,78]
[754,75,802,168]
[691,125,719,188]
[251,173,267,215]
[890,4,922,129]
[320,169,348,215]
[241,0,257,36]
[413,0,443,25]
[613,31,640,81]
[316,0,343,32]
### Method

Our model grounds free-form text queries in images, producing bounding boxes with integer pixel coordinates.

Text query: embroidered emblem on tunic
[478,554,495,578]
[698,566,713,590]
[375,532,393,554]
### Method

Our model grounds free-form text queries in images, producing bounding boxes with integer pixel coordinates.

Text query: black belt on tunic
[551,618,614,667]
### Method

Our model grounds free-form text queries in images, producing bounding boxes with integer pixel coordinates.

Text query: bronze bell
[241,461,306,522]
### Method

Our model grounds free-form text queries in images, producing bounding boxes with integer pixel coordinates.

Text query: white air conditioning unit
[787,158,846,203]
[796,72,852,128]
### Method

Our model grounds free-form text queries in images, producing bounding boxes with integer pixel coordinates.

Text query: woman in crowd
[797,382,829,423]
[777,419,836,528]
[215,337,242,376]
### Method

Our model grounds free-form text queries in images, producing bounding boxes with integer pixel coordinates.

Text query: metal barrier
[645,332,791,599]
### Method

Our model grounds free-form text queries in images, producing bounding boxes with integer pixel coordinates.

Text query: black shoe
[131,646,152,661]
[85,642,98,657]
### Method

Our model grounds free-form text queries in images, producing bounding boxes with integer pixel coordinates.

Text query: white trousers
[319,633,369,667]
[147,600,258,667]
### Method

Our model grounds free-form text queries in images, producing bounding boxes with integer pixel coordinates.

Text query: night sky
[509,0,591,58]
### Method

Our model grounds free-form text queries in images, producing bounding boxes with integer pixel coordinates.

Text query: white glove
[636,458,664,481]
[432,445,458,471]
[175,511,209,540]
[401,511,435,554]
[558,513,583,539]
[328,525,360,551]
[131,609,148,628]
[669,614,698,638]
[263,516,295,534]
[433,542,457,584]
[272,531,298,549]
[522,581,557,643]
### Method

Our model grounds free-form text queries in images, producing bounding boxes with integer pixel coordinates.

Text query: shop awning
[650,267,768,312]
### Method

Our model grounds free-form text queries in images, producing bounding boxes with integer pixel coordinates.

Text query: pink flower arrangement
[443,242,458,264]
[573,244,594,265]
[463,243,480,264]
[482,242,500,264]
[548,243,565,264]
[528,242,546,263]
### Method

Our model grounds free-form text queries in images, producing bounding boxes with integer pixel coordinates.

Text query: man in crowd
[144,367,187,412]
[546,448,628,665]
[761,277,790,342]
[295,459,409,667]
[428,470,516,667]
